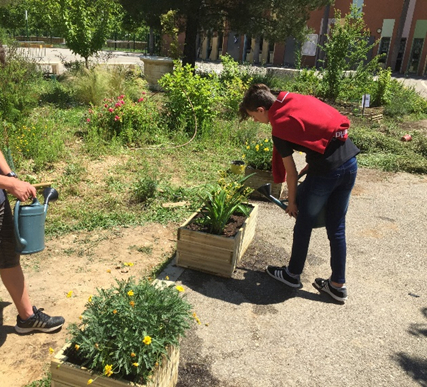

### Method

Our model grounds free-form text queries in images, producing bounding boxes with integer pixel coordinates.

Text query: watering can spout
[256,183,288,211]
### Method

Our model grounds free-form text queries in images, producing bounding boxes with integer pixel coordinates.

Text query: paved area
[160,159,427,387]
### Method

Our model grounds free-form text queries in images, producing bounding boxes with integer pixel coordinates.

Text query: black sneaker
[15,306,65,334]
[313,278,348,302]
[265,265,302,288]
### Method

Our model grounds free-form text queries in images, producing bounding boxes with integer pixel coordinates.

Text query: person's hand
[285,202,298,218]
[8,179,37,202]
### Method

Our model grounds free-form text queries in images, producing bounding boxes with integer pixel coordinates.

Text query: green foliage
[67,277,193,384]
[160,10,180,59]
[291,69,323,95]
[384,80,427,118]
[4,110,66,170]
[350,123,427,174]
[132,176,158,203]
[159,61,222,134]
[86,92,162,146]
[319,6,381,101]
[372,67,392,107]
[243,137,273,170]
[197,173,253,235]
[218,55,253,119]
[0,43,44,122]
[59,0,118,66]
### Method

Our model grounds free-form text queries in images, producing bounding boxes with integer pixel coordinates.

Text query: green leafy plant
[242,137,273,170]
[132,176,158,203]
[66,278,193,385]
[197,174,253,235]
[319,6,381,101]
[86,92,162,145]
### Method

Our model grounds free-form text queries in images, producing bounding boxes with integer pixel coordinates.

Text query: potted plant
[176,174,258,278]
[51,278,193,387]
[242,138,285,200]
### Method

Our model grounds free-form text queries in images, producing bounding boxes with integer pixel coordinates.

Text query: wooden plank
[51,344,179,387]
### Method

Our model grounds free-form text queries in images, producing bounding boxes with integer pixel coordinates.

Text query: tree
[58,0,119,68]
[119,0,332,68]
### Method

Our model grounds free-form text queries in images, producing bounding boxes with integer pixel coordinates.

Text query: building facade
[197,0,427,76]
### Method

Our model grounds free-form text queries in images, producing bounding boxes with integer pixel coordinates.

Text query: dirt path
[0,223,177,387]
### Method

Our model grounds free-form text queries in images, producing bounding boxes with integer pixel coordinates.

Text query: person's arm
[283,155,298,218]
[0,151,36,201]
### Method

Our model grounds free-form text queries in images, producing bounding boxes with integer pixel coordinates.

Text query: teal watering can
[13,187,58,254]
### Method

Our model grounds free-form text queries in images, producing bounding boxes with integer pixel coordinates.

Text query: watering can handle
[14,200,27,250]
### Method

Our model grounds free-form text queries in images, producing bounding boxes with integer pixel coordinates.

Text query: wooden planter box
[176,204,258,277]
[244,166,285,200]
[51,344,179,387]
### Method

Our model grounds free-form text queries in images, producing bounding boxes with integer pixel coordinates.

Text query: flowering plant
[197,173,253,235]
[66,278,193,385]
[242,138,273,171]
[85,93,162,146]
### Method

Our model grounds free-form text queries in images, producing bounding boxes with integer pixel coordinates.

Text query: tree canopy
[119,0,332,67]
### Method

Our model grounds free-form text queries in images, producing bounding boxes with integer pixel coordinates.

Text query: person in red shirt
[239,84,359,303]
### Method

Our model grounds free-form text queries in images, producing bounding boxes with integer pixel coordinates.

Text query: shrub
[0,43,45,122]
[158,61,222,134]
[67,278,193,385]
[132,176,158,203]
[86,93,162,146]
[242,138,273,170]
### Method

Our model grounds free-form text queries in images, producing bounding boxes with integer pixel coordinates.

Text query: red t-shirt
[268,92,350,183]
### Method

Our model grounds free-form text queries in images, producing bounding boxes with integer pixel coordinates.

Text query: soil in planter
[185,213,246,237]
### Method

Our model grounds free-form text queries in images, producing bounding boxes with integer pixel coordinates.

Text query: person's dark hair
[239,84,276,121]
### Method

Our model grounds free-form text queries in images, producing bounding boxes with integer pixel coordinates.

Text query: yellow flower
[264,138,269,142]
[127,290,134,296]
[66,290,73,298]
[264,147,269,152]
[130,301,135,307]
[106,269,111,273]
[124,262,134,267]
[87,379,93,385]
[75,344,80,351]
[49,347,54,354]
[165,276,169,280]
[79,315,83,320]
[246,145,250,149]
[255,144,260,151]
[113,309,117,314]
[88,295,92,302]
[131,352,136,357]
[132,363,139,367]
[176,285,185,292]
[104,364,113,377]
[143,336,152,345]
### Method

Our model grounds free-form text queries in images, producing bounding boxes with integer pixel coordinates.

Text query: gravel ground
[162,154,427,387]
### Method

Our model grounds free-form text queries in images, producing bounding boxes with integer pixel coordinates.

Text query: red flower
[108,108,114,112]
[114,115,120,121]
[138,98,144,102]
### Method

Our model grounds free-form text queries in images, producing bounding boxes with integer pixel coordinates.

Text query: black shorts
[0,195,20,269]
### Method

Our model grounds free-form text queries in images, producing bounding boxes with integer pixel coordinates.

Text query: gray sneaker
[313,278,348,303]
[15,306,65,334]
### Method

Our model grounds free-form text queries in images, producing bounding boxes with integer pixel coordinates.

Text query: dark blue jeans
[288,157,358,284]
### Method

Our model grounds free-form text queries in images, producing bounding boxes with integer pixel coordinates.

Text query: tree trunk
[182,15,198,68]
[149,26,154,55]
[0,42,6,66]
[389,0,411,72]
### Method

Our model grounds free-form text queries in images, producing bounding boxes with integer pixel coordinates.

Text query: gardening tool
[256,174,326,228]
[14,187,59,254]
